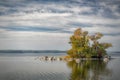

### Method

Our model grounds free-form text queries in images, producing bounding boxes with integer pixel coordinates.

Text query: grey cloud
[0,0,120,51]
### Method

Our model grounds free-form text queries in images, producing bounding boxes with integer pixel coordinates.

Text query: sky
[0,0,120,51]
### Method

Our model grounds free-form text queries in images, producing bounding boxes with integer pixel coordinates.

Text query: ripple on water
[0,71,70,80]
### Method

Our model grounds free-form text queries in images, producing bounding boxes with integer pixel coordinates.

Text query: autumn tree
[67,28,112,58]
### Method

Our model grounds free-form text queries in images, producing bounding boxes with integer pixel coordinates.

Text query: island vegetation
[67,28,112,59]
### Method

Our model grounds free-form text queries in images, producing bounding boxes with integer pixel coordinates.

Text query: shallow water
[0,53,120,80]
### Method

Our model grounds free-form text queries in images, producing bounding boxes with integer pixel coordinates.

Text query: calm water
[0,53,120,80]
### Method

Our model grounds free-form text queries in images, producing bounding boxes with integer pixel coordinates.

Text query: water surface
[0,53,120,80]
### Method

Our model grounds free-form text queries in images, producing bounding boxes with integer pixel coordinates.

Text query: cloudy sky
[0,0,120,51]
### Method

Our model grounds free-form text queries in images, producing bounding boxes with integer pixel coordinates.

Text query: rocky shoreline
[35,55,111,63]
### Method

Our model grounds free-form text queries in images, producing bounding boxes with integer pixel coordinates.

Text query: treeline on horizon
[0,50,66,53]
[0,50,119,54]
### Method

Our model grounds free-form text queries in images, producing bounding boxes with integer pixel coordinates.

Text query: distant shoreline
[0,50,119,54]
[0,50,66,53]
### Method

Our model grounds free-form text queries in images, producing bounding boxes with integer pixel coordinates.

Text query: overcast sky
[0,0,120,51]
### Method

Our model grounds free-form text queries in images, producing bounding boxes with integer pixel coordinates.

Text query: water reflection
[66,60,111,80]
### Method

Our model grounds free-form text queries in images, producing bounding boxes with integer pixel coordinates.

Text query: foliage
[67,28,112,58]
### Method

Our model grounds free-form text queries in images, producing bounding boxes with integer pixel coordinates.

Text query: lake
[0,52,120,80]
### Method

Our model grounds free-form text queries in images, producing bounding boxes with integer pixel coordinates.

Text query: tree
[67,28,112,58]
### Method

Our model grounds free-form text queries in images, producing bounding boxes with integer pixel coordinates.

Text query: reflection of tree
[67,60,111,80]
[90,61,111,80]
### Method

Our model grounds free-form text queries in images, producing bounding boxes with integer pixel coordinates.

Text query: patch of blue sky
[80,11,96,16]
[0,12,5,15]
[96,24,120,28]
[98,8,120,19]
[59,30,72,34]
[0,1,25,8]
[0,26,62,32]
[69,23,93,27]
[104,33,120,36]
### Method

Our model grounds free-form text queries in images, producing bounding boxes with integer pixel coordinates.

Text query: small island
[36,28,112,62]
[66,28,112,60]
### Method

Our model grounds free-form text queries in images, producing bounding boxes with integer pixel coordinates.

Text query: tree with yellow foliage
[67,28,112,58]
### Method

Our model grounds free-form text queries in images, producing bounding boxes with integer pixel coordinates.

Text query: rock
[75,59,81,63]
[103,58,109,62]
